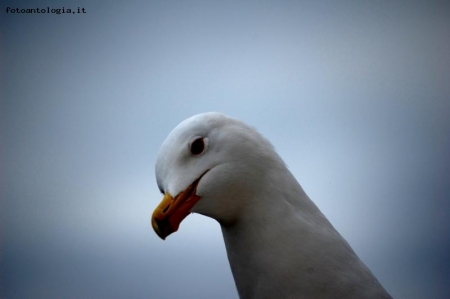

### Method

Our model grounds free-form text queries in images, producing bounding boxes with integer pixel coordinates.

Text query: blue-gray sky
[1,1,449,298]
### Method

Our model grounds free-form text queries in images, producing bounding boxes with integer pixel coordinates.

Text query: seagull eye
[190,137,205,155]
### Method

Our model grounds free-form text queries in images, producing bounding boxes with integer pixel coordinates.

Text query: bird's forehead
[161,118,210,153]
[162,113,229,149]
[155,113,229,185]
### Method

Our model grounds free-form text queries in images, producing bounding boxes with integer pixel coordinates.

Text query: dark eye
[190,138,205,155]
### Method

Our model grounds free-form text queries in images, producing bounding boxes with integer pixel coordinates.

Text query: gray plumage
[154,112,393,299]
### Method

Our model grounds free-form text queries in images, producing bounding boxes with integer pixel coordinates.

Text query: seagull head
[152,112,282,239]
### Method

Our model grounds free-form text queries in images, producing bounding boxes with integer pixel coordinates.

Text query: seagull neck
[219,170,325,298]
[220,201,302,298]
[219,168,392,299]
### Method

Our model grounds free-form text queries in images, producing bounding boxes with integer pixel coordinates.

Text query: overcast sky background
[1,1,449,298]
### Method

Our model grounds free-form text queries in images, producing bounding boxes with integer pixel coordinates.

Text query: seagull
[152,112,393,299]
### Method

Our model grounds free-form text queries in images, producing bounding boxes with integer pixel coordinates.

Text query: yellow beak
[152,177,202,240]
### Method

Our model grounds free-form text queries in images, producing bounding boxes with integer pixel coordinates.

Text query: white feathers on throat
[152,112,393,299]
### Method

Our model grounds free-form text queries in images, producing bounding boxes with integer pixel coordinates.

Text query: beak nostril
[163,204,171,213]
